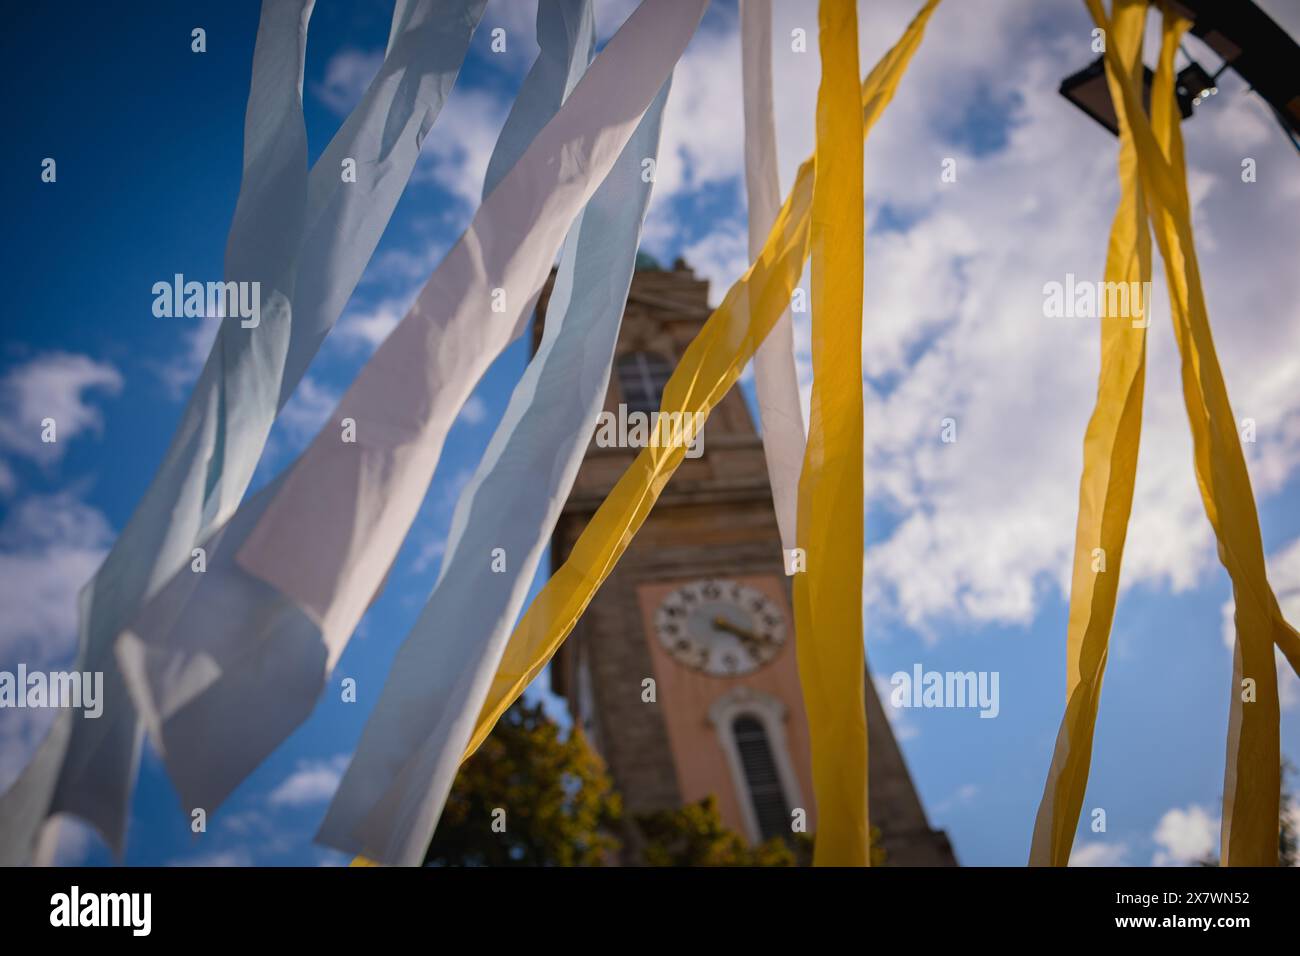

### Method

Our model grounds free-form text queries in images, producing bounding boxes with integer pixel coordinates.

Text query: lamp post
[1059,0,1299,152]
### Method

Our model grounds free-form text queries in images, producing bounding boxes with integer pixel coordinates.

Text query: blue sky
[1,0,1298,867]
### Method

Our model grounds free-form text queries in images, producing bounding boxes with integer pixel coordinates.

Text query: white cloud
[1152,804,1219,866]
[334,298,407,354]
[360,240,448,291]
[275,376,340,451]
[351,0,651,214]
[415,87,510,212]
[0,491,113,664]
[713,0,1300,635]
[268,755,350,807]
[633,1,1300,638]
[155,320,219,400]
[648,18,744,206]
[313,48,384,115]
[409,466,474,576]
[254,376,341,475]
[437,467,475,512]
[933,782,979,816]
[219,809,272,837]
[337,240,450,358]
[1070,840,1128,867]
[592,0,642,41]
[169,848,255,867]
[682,225,748,308]
[0,708,51,795]
[307,0,645,164]
[458,394,489,426]
[475,0,642,70]
[477,0,542,70]
[412,536,447,576]
[0,353,122,465]
[0,491,114,790]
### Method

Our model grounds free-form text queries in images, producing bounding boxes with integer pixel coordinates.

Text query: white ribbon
[316,77,674,868]
[114,0,706,825]
[0,0,488,864]
[742,0,805,565]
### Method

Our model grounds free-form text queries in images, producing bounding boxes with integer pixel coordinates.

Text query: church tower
[542,258,957,866]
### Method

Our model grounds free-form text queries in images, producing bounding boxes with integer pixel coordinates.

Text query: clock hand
[711,615,766,646]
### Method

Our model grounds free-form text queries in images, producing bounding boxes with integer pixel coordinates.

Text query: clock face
[653,578,787,677]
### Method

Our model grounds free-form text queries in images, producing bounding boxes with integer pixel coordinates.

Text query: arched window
[732,715,791,842]
[615,352,672,416]
[709,687,802,844]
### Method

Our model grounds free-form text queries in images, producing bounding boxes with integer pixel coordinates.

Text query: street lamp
[1059,0,1299,151]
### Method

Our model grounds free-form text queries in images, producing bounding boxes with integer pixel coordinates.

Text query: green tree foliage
[424,700,622,866]
[633,797,884,866]
[1282,759,1298,868]
[1196,759,1297,867]
[635,796,799,866]
[426,699,885,866]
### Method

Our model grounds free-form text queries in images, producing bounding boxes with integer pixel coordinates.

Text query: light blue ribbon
[316,50,674,866]
[0,0,488,864]
[101,0,603,836]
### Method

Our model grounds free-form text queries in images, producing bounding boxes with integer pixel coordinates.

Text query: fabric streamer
[461,1,942,871]
[1028,0,1151,868]
[319,81,676,871]
[1075,4,1300,672]
[3,0,489,865]
[791,0,867,866]
[741,0,805,565]
[114,0,707,820]
[115,0,595,817]
[1090,0,1300,865]
[1035,0,1300,866]
[480,0,594,201]
[1138,7,1297,867]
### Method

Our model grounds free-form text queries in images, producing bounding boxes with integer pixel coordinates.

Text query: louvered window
[732,715,790,842]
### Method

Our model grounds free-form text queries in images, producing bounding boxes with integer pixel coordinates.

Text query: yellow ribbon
[1029,0,1152,868]
[793,0,867,865]
[1036,0,1300,866]
[1142,6,1296,866]
[461,0,941,860]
